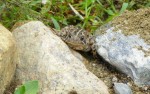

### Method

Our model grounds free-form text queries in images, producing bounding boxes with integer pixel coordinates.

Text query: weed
[14,80,38,94]
[0,0,149,32]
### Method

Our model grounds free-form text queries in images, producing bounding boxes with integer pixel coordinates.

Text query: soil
[112,8,150,56]
[112,8,150,45]
[82,52,150,94]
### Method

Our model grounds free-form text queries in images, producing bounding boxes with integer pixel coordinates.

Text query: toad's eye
[80,37,84,41]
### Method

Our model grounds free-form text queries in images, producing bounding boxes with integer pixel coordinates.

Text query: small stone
[142,86,148,91]
[112,76,118,82]
[114,83,133,94]
[92,63,96,67]
[144,87,148,91]
[127,82,132,87]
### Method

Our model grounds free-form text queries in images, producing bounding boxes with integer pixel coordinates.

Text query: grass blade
[120,3,128,14]
[51,17,60,30]
[105,9,115,16]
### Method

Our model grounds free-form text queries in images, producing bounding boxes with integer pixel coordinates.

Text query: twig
[68,3,84,20]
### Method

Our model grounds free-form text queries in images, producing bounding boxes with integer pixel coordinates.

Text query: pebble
[114,83,133,94]
[112,76,118,82]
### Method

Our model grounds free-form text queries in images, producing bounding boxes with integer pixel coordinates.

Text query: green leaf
[51,17,60,30]
[41,5,51,14]
[14,85,25,94]
[146,2,150,7]
[128,1,135,9]
[24,80,39,94]
[29,0,41,6]
[119,3,128,14]
[105,13,119,23]
[61,19,68,25]
[0,4,5,14]
[105,9,115,16]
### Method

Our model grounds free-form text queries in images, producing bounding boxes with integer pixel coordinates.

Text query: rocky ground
[81,52,150,94]
[86,8,150,94]
[3,8,150,94]
[4,52,150,94]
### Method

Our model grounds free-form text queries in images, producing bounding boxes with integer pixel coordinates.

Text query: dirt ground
[81,52,150,94]
[112,8,150,44]
[112,8,150,57]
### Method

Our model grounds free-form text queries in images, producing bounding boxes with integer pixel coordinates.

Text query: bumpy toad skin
[54,25,94,52]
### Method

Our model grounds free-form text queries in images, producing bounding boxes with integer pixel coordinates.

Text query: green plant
[14,80,39,94]
[0,0,41,28]
[96,0,128,23]
[0,0,149,32]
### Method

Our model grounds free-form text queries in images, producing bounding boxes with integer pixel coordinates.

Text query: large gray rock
[12,21,109,94]
[95,26,150,86]
[95,8,150,85]
[114,83,132,94]
[0,24,17,93]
